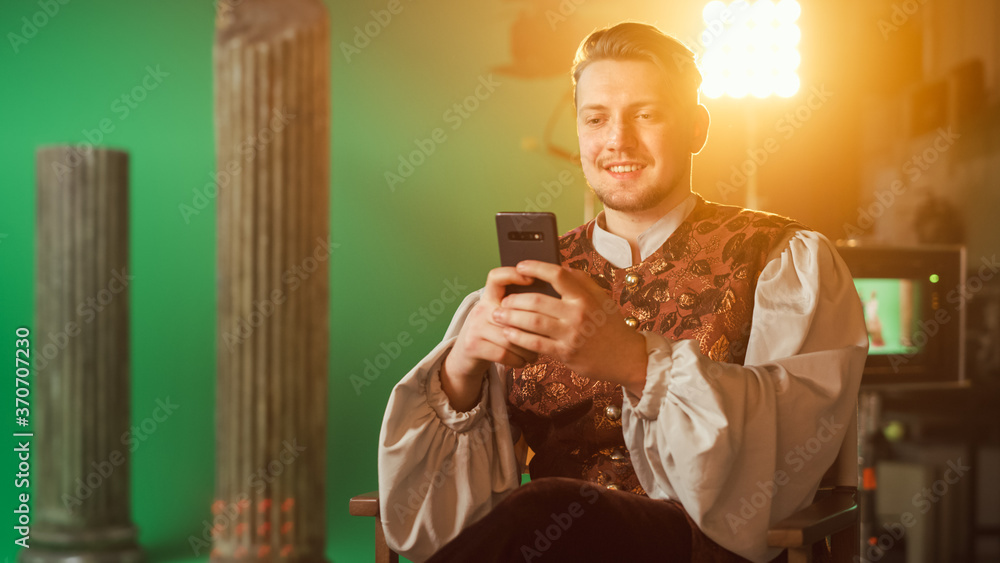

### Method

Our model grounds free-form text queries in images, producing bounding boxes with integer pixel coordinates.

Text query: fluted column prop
[26,146,141,563]
[213,1,330,562]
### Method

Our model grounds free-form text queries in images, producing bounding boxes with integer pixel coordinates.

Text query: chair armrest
[767,487,857,548]
[349,491,380,517]
[350,491,399,563]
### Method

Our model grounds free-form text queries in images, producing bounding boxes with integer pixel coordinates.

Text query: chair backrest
[819,408,859,489]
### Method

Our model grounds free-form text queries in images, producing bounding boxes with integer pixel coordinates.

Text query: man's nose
[605,119,637,150]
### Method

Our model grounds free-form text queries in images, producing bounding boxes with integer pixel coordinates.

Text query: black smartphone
[495,212,561,298]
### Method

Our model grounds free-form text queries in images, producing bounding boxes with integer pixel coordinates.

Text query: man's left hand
[491,260,648,396]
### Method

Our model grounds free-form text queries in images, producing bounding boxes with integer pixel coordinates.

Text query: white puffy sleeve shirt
[377,228,868,563]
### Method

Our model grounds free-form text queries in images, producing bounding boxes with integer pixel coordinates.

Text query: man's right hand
[440,266,539,412]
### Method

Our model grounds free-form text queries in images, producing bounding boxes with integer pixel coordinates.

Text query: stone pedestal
[213,1,330,561]
[26,146,142,563]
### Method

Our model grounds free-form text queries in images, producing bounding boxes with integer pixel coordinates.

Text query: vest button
[610,447,627,461]
[624,273,639,286]
[604,404,621,421]
[605,483,621,490]
[624,316,638,328]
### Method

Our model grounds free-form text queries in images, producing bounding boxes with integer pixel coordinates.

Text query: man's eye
[637,112,652,120]
[586,117,602,125]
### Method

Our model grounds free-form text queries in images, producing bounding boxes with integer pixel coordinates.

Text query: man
[378,22,868,563]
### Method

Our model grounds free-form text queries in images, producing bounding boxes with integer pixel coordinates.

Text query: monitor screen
[855,278,922,356]
[836,244,965,386]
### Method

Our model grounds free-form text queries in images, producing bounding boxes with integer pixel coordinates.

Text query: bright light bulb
[776,24,801,46]
[749,26,772,49]
[726,82,750,99]
[750,0,776,24]
[725,68,751,98]
[775,0,801,23]
[751,82,773,98]
[774,73,800,97]
[701,0,802,99]
[703,0,728,23]
[701,29,718,47]
[702,78,725,98]
[777,50,801,71]
[699,52,721,72]
[729,22,751,49]
[730,0,752,17]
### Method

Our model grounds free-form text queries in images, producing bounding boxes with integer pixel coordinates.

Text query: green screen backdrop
[0,0,591,560]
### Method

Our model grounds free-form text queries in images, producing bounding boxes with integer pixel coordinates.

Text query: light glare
[703,1,728,23]
[775,0,801,22]
[700,0,801,99]
[774,73,800,97]
[750,0,775,24]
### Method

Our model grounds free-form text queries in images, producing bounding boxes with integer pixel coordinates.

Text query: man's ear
[690,103,710,154]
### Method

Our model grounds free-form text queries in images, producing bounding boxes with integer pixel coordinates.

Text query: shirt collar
[591,194,698,269]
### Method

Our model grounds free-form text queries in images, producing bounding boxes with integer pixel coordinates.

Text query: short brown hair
[572,22,702,107]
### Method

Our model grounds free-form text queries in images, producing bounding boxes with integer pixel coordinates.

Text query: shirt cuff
[623,331,674,420]
[424,344,490,433]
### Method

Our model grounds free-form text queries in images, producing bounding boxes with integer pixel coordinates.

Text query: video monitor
[855,278,921,357]
[835,244,966,386]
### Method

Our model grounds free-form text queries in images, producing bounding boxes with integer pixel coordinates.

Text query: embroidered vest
[506,197,803,494]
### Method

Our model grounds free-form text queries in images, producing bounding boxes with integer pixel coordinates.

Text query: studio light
[700,0,801,99]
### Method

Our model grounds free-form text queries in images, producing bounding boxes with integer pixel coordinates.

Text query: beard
[587,162,688,214]
[590,180,673,213]
[585,148,692,214]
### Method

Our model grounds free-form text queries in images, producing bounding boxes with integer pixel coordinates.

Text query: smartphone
[495,212,561,298]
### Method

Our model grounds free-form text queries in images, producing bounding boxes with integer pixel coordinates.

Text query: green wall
[0,0,589,561]
[0,0,881,560]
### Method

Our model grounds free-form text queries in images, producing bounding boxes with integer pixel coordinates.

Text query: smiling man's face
[576,59,698,216]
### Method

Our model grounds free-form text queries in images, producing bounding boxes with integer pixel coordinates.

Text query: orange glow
[700,0,801,99]
[862,466,877,490]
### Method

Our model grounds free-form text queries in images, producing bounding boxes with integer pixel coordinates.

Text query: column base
[18,544,144,563]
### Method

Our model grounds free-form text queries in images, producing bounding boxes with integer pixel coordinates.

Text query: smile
[606,163,644,173]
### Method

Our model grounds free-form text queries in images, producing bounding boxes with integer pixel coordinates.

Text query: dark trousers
[425,477,764,563]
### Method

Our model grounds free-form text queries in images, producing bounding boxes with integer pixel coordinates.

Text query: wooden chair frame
[766,412,859,563]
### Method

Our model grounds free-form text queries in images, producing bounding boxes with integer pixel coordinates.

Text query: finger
[514,260,585,299]
[516,262,613,308]
[510,349,539,365]
[492,306,562,339]
[484,266,534,303]
[564,267,612,302]
[499,289,564,319]
[502,326,557,358]
[469,339,536,368]
[472,328,540,367]
[474,320,540,364]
